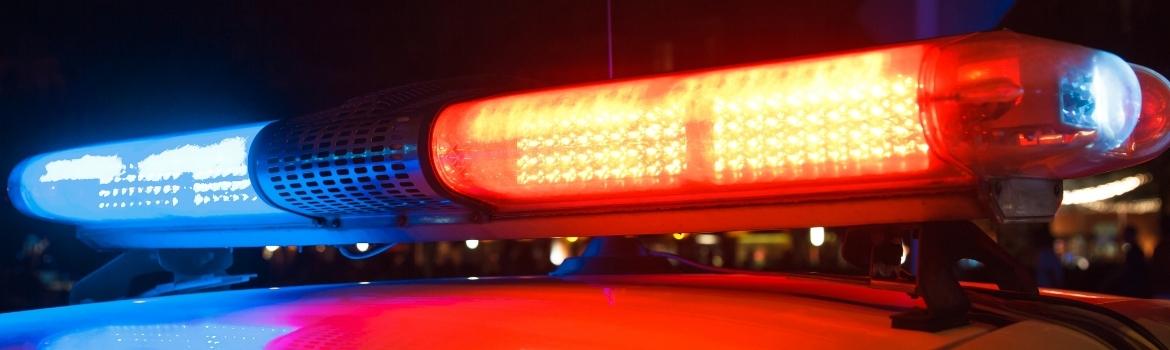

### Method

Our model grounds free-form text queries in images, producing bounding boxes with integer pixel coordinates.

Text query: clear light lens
[923,31,1151,178]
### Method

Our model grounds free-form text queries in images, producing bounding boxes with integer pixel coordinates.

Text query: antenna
[606,0,614,79]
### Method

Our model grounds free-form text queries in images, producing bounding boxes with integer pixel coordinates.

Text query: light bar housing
[9,31,1170,249]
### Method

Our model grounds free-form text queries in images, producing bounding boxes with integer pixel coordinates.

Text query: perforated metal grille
[250,85,467,217]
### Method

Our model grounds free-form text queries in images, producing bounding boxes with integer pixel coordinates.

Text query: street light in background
[810,227,825,247]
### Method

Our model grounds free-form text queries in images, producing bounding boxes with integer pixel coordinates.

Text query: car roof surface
[0,274,1003,349]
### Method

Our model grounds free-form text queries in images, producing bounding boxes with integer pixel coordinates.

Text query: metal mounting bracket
[845,221,1039,332]
[70,248,254,304]
[896,221,1038,331]
[985,177,1062,223]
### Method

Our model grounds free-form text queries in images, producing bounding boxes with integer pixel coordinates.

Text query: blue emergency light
[7,122,300,226]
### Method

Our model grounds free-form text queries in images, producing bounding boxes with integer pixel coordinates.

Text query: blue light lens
[1060,52,1142,150]
[9,122,292,224]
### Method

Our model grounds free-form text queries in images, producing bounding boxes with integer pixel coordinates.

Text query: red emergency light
[431,31,1170,213]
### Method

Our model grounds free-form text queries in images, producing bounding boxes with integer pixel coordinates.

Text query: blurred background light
[809,227,825,247]
[695,234,719,245]
[1062,173,1150,205]
[549,240,569,266]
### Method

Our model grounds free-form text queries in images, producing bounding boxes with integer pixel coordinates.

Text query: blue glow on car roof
[0,286,322,346]
[8,122,295,225]
[42,322,294,350]
[0,275,970,348]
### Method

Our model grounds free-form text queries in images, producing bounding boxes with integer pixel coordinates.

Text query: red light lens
[1121,64,1170,162]
[431,32,1170,212]
[431,44,971,210]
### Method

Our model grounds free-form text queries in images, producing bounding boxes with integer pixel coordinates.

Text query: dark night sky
[0,0,906,274]
[1,0,1168,310]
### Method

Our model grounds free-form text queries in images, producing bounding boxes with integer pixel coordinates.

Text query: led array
[512,112,687,187]
[39,137,262,211]
[98,198,179,209]
[457,83,689,195]
[679,53,930,183]
[433,45,934,203]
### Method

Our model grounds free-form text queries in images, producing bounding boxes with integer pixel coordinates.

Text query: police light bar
[9,31,1170,249]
